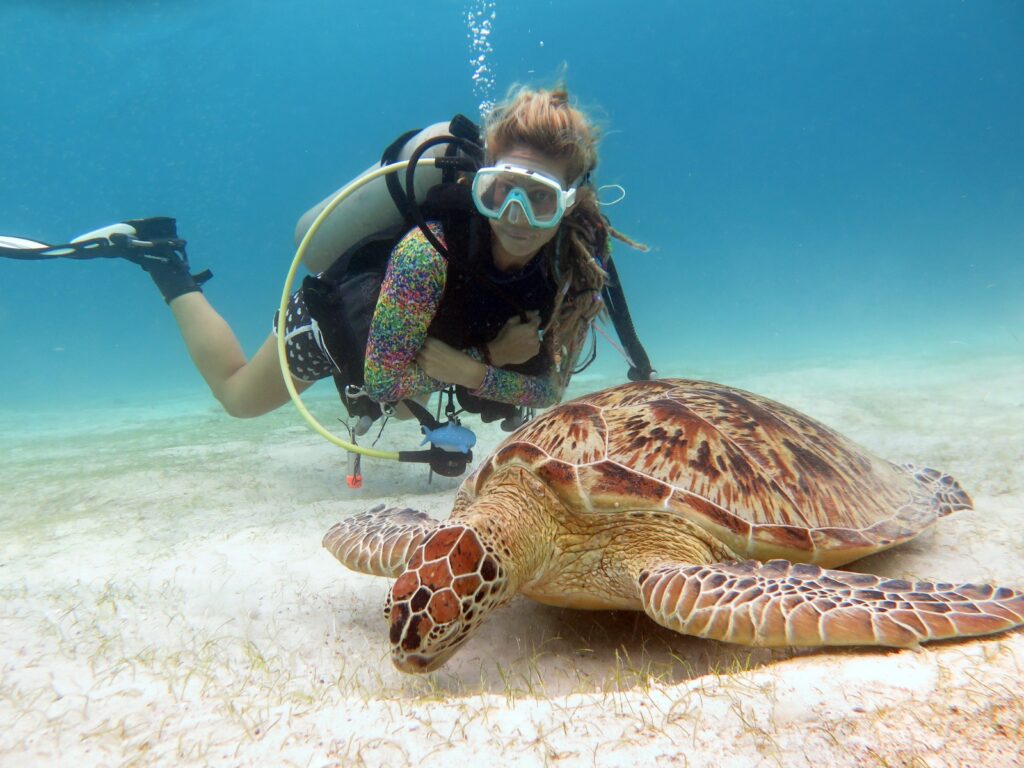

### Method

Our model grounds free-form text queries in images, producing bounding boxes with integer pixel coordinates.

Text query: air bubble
[465,0,498,117]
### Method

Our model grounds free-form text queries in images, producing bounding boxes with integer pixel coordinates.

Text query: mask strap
[597,184,627,206]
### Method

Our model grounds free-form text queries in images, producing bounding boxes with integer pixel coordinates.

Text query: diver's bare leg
[169,292,311,418]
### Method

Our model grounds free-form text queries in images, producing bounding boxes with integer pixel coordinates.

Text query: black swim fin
[0,216,212,304]
[118,217,212,303]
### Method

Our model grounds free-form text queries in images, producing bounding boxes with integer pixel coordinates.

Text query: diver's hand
[488,311,542,367]
[416,337,486,390]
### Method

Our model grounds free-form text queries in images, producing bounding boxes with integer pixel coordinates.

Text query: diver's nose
[504,200,526,225]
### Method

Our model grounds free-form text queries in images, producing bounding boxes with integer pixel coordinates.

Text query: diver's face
[487,146,573,270]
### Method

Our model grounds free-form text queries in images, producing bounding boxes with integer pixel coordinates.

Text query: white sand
[1,353,1022,767]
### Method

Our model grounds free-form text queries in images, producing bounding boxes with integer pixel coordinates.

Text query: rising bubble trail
[466,0,497,118]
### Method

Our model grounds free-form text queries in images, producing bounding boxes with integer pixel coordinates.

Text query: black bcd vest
[300,183,557,424]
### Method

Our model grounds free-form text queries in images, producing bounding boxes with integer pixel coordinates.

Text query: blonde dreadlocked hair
[484,85,646,392]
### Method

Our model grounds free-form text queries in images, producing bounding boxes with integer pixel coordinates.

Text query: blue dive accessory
[471,163,579,229]
[419,421,477,454]
[398,396,477,476]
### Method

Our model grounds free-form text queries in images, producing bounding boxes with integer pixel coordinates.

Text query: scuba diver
[1,85,653,478]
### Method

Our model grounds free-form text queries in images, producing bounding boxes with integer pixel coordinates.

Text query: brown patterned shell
[464,379,971,566]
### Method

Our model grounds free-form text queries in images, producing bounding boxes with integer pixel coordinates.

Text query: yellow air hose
[277,158,440,460]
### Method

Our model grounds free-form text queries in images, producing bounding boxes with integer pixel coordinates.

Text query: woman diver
[5,85,651,437]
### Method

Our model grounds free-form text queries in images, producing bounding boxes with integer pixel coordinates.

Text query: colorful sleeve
[468,363,563,408]
[363,226,448,403]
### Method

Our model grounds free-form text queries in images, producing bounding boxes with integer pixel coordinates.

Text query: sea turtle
[323,379,1024,673]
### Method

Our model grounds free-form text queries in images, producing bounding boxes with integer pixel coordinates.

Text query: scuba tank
[295,121,463,274]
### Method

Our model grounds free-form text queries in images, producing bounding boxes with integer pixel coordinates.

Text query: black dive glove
[118,217,212,303]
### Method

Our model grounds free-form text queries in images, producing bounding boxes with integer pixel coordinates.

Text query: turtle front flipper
[639,560,1024,648]
[323,505,440,577]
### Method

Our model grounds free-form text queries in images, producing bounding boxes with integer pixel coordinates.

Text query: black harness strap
[382,115,483,226]
[382,128,423,222]
[602,255,655,381]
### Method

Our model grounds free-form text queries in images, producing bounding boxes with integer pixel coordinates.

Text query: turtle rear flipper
[639,560,1024,647]
[323,505,440,577]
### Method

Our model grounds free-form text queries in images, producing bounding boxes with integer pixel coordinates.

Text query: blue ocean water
[1,0,1021,407]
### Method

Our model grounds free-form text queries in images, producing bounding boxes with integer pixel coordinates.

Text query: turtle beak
[393,653,433,673]
[392,648,457,674]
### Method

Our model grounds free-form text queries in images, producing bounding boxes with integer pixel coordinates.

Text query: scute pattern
[385,524,508,671]
[323,379,1023,674]
[505,402,607,465]
[575,463,673,511]
[639,560,1024,647]
[322,505,439,578]
[481,380,971,556]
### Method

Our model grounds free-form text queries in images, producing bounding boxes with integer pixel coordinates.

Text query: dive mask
[471,163,580,229]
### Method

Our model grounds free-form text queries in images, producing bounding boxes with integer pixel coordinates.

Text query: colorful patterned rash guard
[363,224,565,408]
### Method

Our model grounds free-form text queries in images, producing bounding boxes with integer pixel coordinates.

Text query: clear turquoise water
[1,7,1022,757]
[1,1,1021,407]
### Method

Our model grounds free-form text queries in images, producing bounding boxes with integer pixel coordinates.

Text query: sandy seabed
[1,352,1022,767]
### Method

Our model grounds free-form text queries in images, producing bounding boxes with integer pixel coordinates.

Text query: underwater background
[3,6,1024,763]
[1,0,1021,407]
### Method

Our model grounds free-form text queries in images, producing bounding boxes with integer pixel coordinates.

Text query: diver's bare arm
[415,337,486,389]
[169,292,311,418]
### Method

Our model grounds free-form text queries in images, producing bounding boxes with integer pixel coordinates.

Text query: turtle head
[385,523,510,673]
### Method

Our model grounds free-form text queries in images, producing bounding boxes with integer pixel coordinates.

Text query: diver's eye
[492,178,514,202]
[527,187,556,213]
